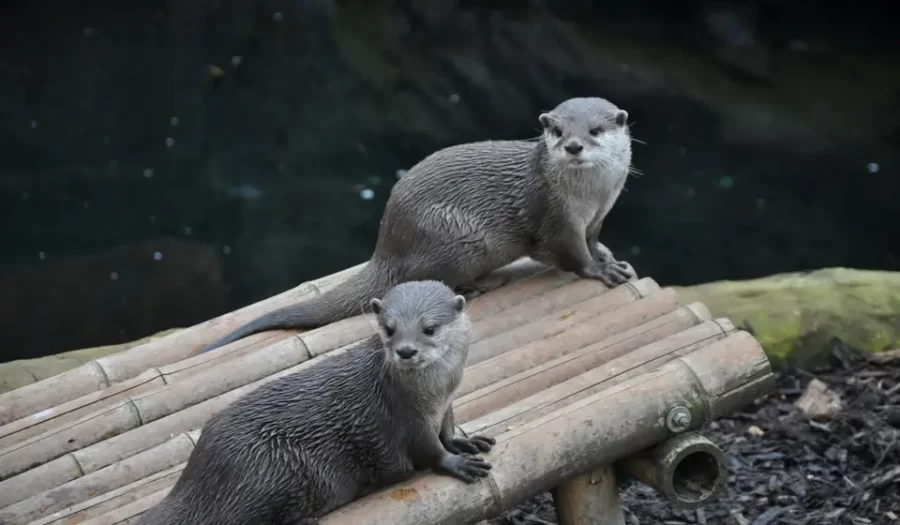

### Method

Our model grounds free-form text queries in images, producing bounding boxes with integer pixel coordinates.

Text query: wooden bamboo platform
[0,258,774,525]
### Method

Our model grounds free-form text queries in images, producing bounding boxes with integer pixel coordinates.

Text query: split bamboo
[459,317,737,435]
[0,260,576,482]
[0,257,552,426]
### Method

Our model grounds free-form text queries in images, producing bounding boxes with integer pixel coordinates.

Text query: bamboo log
[1,431,199,524]
[460,318,737,435]
[68,486,170,525]
[618,432,727,509]
[552,466,625,525]
[16,465,183,525]
[458,289,684,397]
[0,272,598,484]
[0,258,552,426]
[310,331,774,524]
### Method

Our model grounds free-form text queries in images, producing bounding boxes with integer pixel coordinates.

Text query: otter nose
[395,347,418,360]
[564,141,583,155]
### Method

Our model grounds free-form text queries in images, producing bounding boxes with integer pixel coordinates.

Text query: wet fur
[138,281,494,525]
[197,96,635,354]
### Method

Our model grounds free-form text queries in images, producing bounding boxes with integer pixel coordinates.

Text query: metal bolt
[665,405,692,433]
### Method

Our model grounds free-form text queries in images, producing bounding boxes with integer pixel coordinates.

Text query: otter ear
[452,295,466,313]
[615,109,628,127]
[538,113,553,130]
[370,298,383,315]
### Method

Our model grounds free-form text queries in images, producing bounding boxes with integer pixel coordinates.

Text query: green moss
[676,268,900,369]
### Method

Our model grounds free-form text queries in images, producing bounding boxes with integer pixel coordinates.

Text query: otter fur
[198,96,636,354]
[137,280,494,525]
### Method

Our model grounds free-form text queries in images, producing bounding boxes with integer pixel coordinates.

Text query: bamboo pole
[0,263,577,481]
[460,318,737,435]
[618,431,727,509]
[68,486,170,525]
[551,466,625,525]
[1,431,199,524]
[0,258,552,426]
[459,289,683,396]
[17,465,183,525]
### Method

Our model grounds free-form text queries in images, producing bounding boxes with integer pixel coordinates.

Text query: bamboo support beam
[0,258,554,426]
[618,432,727,509]
[552,466,625,525]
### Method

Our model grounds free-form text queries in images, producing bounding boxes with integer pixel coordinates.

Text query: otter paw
[578,260,635,287]
[447,435,496,454]
[439,454,493,483]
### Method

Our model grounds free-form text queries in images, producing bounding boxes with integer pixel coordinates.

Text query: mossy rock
[675,267,900,369]
[0,328,181,394]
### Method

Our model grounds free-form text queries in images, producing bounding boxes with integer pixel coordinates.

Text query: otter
[137,280,494,525]
[198,96,636,354]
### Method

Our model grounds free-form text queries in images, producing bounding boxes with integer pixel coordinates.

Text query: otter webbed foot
[444,434,496,455]
[438,453,493,483]
[576,260,636,287]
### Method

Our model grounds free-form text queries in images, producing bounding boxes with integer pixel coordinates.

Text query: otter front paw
[577,260,635,287]
[439,454,493,483]
[445,434,496,455]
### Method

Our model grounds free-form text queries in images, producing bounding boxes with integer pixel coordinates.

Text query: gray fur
[197,96,635,354]
[137,280,495,525]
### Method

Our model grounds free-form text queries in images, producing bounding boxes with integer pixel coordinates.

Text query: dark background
[0,0,897,361]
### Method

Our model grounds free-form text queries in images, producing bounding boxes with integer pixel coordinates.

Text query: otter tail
[197,262,392,354]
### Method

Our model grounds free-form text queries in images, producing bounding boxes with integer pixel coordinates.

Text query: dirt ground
[491,344,900,525]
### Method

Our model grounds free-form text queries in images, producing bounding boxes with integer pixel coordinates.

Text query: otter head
[538,97,632,171]
[369,280,470,371]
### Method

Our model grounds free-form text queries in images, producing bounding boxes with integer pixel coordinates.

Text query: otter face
[539,97,631,171]
[369,281,468,370]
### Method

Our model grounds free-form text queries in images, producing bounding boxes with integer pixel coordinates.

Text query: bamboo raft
[0,258,774,525]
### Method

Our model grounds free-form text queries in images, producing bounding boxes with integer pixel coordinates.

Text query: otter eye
[589,127,602,137]
[384,326,395,337]
[552,127,563,138]
[423,325,436,336]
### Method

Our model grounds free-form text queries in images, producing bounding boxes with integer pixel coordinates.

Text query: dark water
[0,0,897,361]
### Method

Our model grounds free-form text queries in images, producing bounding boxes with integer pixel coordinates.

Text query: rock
[676,267,900,368]
[0,328,181,394]
[794,379,842,418]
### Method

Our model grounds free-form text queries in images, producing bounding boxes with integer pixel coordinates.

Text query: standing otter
[198,96,636,354]
[137,280,494,525]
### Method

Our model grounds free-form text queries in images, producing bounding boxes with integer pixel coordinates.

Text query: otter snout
[564,140,583,155]
[395,346,419,360]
